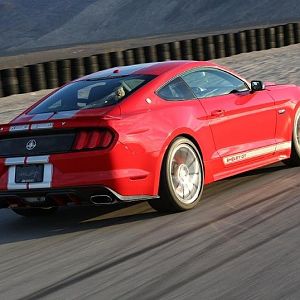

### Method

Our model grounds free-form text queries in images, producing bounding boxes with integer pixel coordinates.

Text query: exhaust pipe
[90,195,116,205]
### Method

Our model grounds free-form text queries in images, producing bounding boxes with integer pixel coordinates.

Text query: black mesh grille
[0,131,76,157]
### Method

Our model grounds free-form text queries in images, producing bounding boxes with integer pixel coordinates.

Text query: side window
[182,68,249,98]
[157,77,194,100]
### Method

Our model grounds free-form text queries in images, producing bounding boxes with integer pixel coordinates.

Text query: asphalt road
[0,45,300,299]
[1,163,300,299]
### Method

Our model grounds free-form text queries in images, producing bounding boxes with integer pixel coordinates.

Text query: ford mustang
[0,60,300,216]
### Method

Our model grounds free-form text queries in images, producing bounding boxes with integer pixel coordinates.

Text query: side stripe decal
[223,141,291,165]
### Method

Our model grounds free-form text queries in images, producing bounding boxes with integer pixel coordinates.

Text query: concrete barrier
[0,22,299,97]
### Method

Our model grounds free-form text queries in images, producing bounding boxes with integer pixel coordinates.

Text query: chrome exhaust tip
[90,195,116,205]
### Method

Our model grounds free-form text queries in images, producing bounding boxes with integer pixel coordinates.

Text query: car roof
[83,60,219,80]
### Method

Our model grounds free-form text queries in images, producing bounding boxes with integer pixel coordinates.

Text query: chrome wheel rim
[169,144,202,204]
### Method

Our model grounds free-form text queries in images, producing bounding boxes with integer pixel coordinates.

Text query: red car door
[182,68,277,166]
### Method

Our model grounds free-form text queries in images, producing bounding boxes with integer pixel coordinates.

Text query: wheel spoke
[187,157,196,168]
[169,143,202,204]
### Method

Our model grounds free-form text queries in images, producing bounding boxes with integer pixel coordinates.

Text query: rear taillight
[73,129,114,151]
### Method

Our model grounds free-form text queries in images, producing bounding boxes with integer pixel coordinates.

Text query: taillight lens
[73,129,114,150]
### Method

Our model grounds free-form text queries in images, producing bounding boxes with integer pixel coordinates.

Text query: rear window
[29,75,155,114]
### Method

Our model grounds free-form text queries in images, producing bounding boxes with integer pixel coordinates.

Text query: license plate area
[15,164,44,183]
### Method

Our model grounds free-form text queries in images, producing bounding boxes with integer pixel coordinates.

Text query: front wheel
[12,207,58,217]
[148,137,204,212]
[283,108,300,167]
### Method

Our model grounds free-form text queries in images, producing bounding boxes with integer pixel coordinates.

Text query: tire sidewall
[292,108,300,157]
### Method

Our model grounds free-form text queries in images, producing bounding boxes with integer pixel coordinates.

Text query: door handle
[211,109,225,117]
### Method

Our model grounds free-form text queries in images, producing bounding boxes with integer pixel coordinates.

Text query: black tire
[148,137,204,212]
[283,108,300,167]
[12,207,58,217]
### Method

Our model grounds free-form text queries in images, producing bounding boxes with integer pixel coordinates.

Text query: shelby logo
[225,153,247,164]
[26,139,37,151]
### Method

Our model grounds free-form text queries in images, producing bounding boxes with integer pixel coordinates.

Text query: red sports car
[0,61,300,216]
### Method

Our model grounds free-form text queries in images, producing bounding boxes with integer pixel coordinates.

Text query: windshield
[29,75,155,114]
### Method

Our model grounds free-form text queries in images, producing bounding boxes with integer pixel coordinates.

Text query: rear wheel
[149,137,204,212]
[283,108,300,167]
[12,207,58,217]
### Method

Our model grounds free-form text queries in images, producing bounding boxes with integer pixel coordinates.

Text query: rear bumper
[0,185,159,208]
[0,141,161,197]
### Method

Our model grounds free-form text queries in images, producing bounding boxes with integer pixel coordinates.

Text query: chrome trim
[26,155,49,164]
[278,109,286,115]
[9,125,30,132]
[31,123,54,130]
[90,195,116,205]
[5,157,25,166]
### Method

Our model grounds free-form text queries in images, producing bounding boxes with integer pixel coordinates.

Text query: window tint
[157,77,194,100]
[182,68,249,98]
[29,75,155,114]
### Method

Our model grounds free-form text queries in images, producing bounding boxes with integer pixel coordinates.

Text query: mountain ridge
[0,0,299,56]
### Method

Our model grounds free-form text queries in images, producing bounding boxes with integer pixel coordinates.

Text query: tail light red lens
[73,129,114,151]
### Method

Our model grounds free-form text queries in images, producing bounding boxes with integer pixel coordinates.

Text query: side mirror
[251,80,265,92]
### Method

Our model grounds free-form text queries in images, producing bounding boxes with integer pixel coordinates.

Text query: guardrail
[0,22,299,97]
